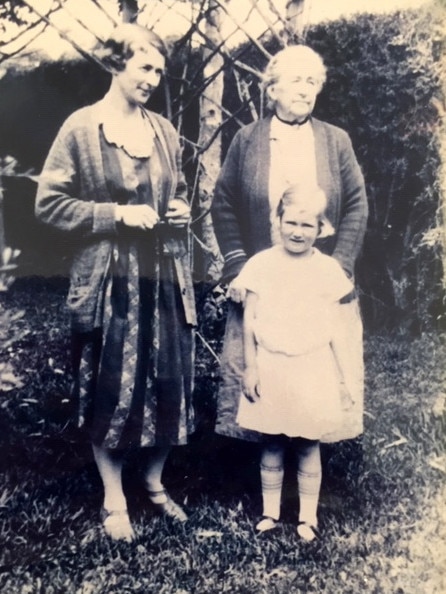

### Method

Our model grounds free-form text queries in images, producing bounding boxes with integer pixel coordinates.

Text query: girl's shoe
[256,516,278,532]
[296,521,320,542]
[147,489,188,522]
[101,508,135,542]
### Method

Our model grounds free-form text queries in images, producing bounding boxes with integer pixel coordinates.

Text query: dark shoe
[148,489,188,522]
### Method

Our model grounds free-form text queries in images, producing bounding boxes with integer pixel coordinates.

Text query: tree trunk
[284,0,309,43]
[196,0,224,283]
[120,0,138,23]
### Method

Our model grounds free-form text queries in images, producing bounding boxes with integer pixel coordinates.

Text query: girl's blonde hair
[97,24,168,72]
[277,185,334,238]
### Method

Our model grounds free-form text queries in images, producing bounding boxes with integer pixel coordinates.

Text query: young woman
[36,24,196,542]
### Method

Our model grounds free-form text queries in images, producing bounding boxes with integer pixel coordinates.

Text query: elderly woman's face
[267,64,322,123]
[114,44,165,106]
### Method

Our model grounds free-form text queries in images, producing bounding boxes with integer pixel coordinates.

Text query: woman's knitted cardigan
[35,102,196,331]
[211,116,368,282]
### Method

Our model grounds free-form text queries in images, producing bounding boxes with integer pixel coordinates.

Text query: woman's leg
[294,438,321,540]
[92,443,134,541]
[257,438,285,530]
[143,446,187,522]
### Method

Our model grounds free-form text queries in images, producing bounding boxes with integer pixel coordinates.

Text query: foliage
[0,1,444,334]
[307,7,444,333]
[218,5,445,333]
[0,279,445,593]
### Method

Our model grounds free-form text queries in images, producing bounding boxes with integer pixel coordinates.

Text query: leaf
[427,456,446,474]
[383,437,408,449]
[195,530,223,541]
[0,371,24,390]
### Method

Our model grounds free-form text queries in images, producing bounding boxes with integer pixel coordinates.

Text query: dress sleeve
[35,116,116,236]
[234,254,262,294]
[328,258,355,302]
[211,129,248,283]
[332,130,368,278]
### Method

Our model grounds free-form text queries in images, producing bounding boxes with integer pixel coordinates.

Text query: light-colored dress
[236,246,353,439]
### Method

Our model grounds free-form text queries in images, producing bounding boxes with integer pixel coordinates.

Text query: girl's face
[279,205,319,255]
[267,64,321,123]
[114,45,165,106]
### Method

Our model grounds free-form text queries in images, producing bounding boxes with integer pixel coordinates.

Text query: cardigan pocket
[67,241,112,332]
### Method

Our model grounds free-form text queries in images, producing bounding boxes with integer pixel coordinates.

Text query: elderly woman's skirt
[215,300,364,443]
[71,232,195,450]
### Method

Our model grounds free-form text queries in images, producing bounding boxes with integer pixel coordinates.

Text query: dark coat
[211,116,368,282]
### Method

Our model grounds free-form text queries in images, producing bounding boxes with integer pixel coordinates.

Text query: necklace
[274,112,311,126]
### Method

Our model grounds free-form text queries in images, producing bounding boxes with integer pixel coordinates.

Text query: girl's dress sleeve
[325,257,355,303]
[234,253,263,294]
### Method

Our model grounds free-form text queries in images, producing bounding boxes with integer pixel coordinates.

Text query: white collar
[270,114,312,140]
[96,99,155,159]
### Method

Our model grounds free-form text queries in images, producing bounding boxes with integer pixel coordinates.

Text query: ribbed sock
[297,469,321,527]
[260,463,284,520]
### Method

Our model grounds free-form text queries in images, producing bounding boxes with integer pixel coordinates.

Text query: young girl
[236,185,354,541]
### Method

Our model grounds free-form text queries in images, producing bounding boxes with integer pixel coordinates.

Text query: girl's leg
[92,443,134,542]
[143,446,187,522]
[257,437,285,531]
[295,438,321,541]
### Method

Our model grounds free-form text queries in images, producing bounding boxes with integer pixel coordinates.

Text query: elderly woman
[36,24,196,541]
[211,45,368,445]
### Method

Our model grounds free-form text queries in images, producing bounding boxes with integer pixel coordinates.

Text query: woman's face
[114,45,165,106]
[267,64,321,123]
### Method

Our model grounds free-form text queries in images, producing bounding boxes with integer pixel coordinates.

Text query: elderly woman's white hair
[262,45,326,110]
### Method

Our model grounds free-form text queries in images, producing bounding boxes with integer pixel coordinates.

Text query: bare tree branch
[19,0,105,68]
[247,0,283,46]
[0,22,49,62]
[211,0,272,59]
[54,0,106,45]
[90,0,119,26]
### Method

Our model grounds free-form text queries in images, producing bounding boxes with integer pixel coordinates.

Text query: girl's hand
[164,199,191,228]
[242,367,260,403]
[227,276,246,304]
[116,204,159,229]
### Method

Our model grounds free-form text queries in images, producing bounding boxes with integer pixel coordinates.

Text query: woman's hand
[115,204,159,229]
[242,367,260,403]
[164,199,191,228]
[227,276,246,304]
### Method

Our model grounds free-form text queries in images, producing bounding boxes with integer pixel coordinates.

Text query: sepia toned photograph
[0,1,444,592]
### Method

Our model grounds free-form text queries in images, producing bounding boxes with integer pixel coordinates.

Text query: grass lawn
[0,277,445,594]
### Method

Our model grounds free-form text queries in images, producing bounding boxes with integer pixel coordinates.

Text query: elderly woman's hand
[115,204,160,229]
[164,199,191,228]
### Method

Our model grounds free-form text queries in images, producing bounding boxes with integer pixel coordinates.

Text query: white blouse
[268,115,318,244]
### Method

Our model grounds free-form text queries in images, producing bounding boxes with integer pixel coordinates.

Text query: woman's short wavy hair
[97,24,168,72]
[262,45,326,111]
[277,184,334,238]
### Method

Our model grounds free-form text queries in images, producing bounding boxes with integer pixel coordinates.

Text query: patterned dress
[71,125,195,449]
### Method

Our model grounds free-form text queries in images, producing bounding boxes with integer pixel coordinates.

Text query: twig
[196,330,220,364]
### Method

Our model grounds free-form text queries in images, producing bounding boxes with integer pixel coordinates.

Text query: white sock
[260,463,284,520]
